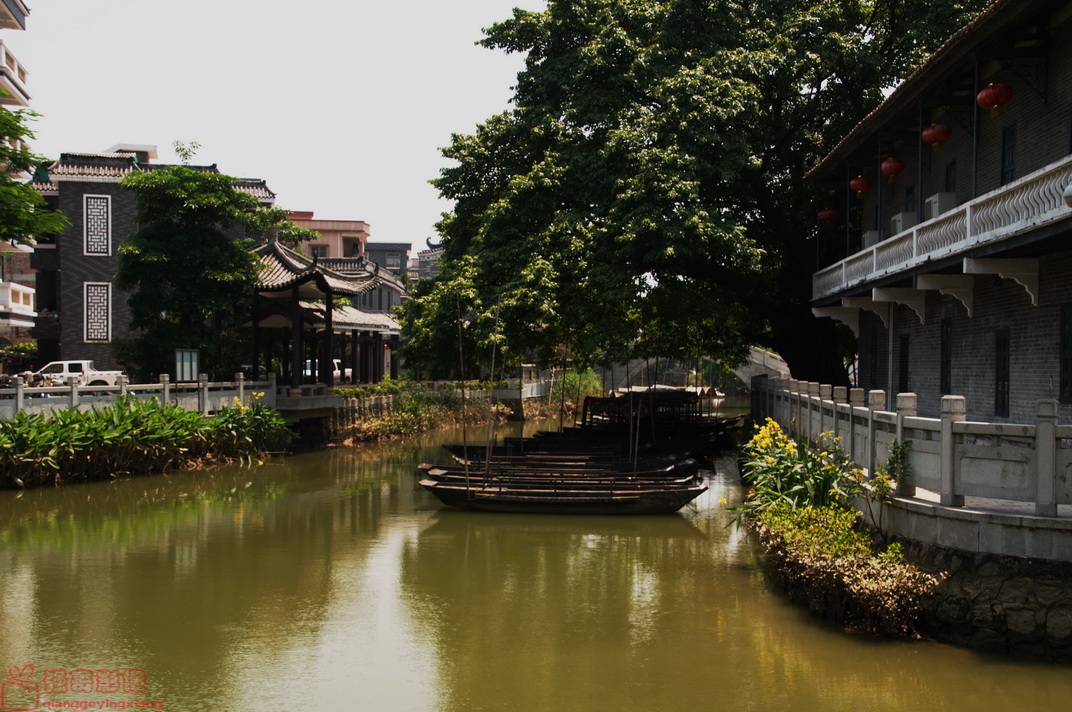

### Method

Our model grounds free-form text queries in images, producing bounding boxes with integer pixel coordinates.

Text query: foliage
[837,438,909,537]
[0,107,70,245]
[404,0,990,382]
[547,368,604,406]
[0,340,37,366]
[115,166,311,380]
[736,419,854,521]
[334,381,511,441]
[0,395,291,489]
[754,503,942,636]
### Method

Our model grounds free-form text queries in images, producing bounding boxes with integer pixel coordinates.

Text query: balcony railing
[0,40,29,107]
[813,154,1072,300]
[0,280,34,320]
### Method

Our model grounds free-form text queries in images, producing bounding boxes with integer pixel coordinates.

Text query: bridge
[603,348,791,392]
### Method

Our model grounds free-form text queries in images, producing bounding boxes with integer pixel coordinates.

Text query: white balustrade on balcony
[0,280,35,319]
[813,154,1072,300]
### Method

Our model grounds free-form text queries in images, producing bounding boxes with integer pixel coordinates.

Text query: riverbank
[0,395,291,489]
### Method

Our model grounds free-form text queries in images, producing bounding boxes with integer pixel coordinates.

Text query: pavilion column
[250,299,260,381]
[290,286,303,391]
[350,330,359,384]
[372,333,383,382]
[323,293,335,388]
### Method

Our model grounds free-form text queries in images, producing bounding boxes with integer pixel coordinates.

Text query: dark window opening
[1061,307,1072,403]
[940,318,952,395]
[904,186,916,213]
[945,161,957,194]
[1001,124,1017,186]
[995,328,1011,417]
[898,334,910,394]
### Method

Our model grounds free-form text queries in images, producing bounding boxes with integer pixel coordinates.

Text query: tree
[115,166,313,379]
[403,0,990,382]
[0,106,69,245]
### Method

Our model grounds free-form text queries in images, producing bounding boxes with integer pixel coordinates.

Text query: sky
[10,0,543,255]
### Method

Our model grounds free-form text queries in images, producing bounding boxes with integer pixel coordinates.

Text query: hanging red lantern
[881,157,906,184]
[817,208,838,225]
[849,175,873,198]
[922,123,952,151]
[977,82,1012,116]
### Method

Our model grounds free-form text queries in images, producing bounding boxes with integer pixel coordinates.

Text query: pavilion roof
[253,239,379,299]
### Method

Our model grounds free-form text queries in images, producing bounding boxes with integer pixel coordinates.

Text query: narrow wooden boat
[418,478,708,515]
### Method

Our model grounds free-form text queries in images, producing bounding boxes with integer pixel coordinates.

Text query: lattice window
[84,282,111,342]
[84,195,111,255]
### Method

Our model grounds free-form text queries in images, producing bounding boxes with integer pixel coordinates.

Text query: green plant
[837,438,910,537]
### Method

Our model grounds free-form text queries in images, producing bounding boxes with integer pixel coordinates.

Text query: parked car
[31,360,124,387]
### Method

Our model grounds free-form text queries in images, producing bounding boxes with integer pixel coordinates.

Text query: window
[83,195,112,255]
[898,335,910,394]
[1000,124,1017,186]
[1061,307,1072,403]
[945,161,957,194]
[84,282,112,343]
[310,244,328,259]
[940,318,952,395]
[995,328,1010,417]
[904,186,915,213]
[386,252,401,270]
[868,327,880,390]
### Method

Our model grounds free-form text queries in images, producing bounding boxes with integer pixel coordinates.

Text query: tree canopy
[400,0,990,381]
[115,166,313,379]
[0,106,69,245]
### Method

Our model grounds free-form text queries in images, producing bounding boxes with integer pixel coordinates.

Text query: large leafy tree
[115,166,313,379]
[0,107,69,246]
[401,0,990,382]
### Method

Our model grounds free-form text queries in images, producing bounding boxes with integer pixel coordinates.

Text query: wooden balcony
[813,154,1072,301]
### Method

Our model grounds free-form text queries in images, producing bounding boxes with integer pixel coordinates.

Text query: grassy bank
[736,418,940,635]
[0,395,291,489]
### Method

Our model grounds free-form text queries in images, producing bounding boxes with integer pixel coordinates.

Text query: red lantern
[881,157,906,184]
[818,208,838,225]
[922,123,952,151]
[977,82,1012,116]
[849,175,873,198]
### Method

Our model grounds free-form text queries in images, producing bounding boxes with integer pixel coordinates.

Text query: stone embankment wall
[906,542,1072,661]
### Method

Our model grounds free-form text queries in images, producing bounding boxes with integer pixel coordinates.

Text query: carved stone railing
[814,154,1072,300]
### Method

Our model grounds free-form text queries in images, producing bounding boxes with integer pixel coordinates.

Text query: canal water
[2,412,1071,712]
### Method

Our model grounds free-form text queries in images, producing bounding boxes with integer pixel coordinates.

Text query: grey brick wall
[858,245,1072,423]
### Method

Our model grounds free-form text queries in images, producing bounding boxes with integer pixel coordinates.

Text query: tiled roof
[30,152,276,201]
[299,302,400,333]
[807,0,1050,181]
[253,239,378,297]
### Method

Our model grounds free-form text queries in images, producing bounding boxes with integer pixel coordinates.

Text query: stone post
[807,381,820,445]
[118,374,129,397]
[14,375,24,414]
[819,384,832,438]
[833,386,848,438]
[788,379,800,438]
[236,372,245,405]
[867,390,886,476]
[1035,400,1058,517]
[849,388,865,463]
[159,374,170,404]
[940,395,966,507]
[199,373,210,415]
[67,376,80,410]
[894,393,917,496]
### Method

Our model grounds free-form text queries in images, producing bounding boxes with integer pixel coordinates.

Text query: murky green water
[2,411,1071,712]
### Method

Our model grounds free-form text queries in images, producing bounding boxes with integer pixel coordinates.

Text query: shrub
[754,503,942,636]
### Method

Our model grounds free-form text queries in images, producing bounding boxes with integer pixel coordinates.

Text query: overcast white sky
[11,0,542,254]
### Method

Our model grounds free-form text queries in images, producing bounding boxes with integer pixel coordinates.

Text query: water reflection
[0,421,1071,711]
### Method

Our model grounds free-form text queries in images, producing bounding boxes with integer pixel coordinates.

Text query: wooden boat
[418,478,708,515]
